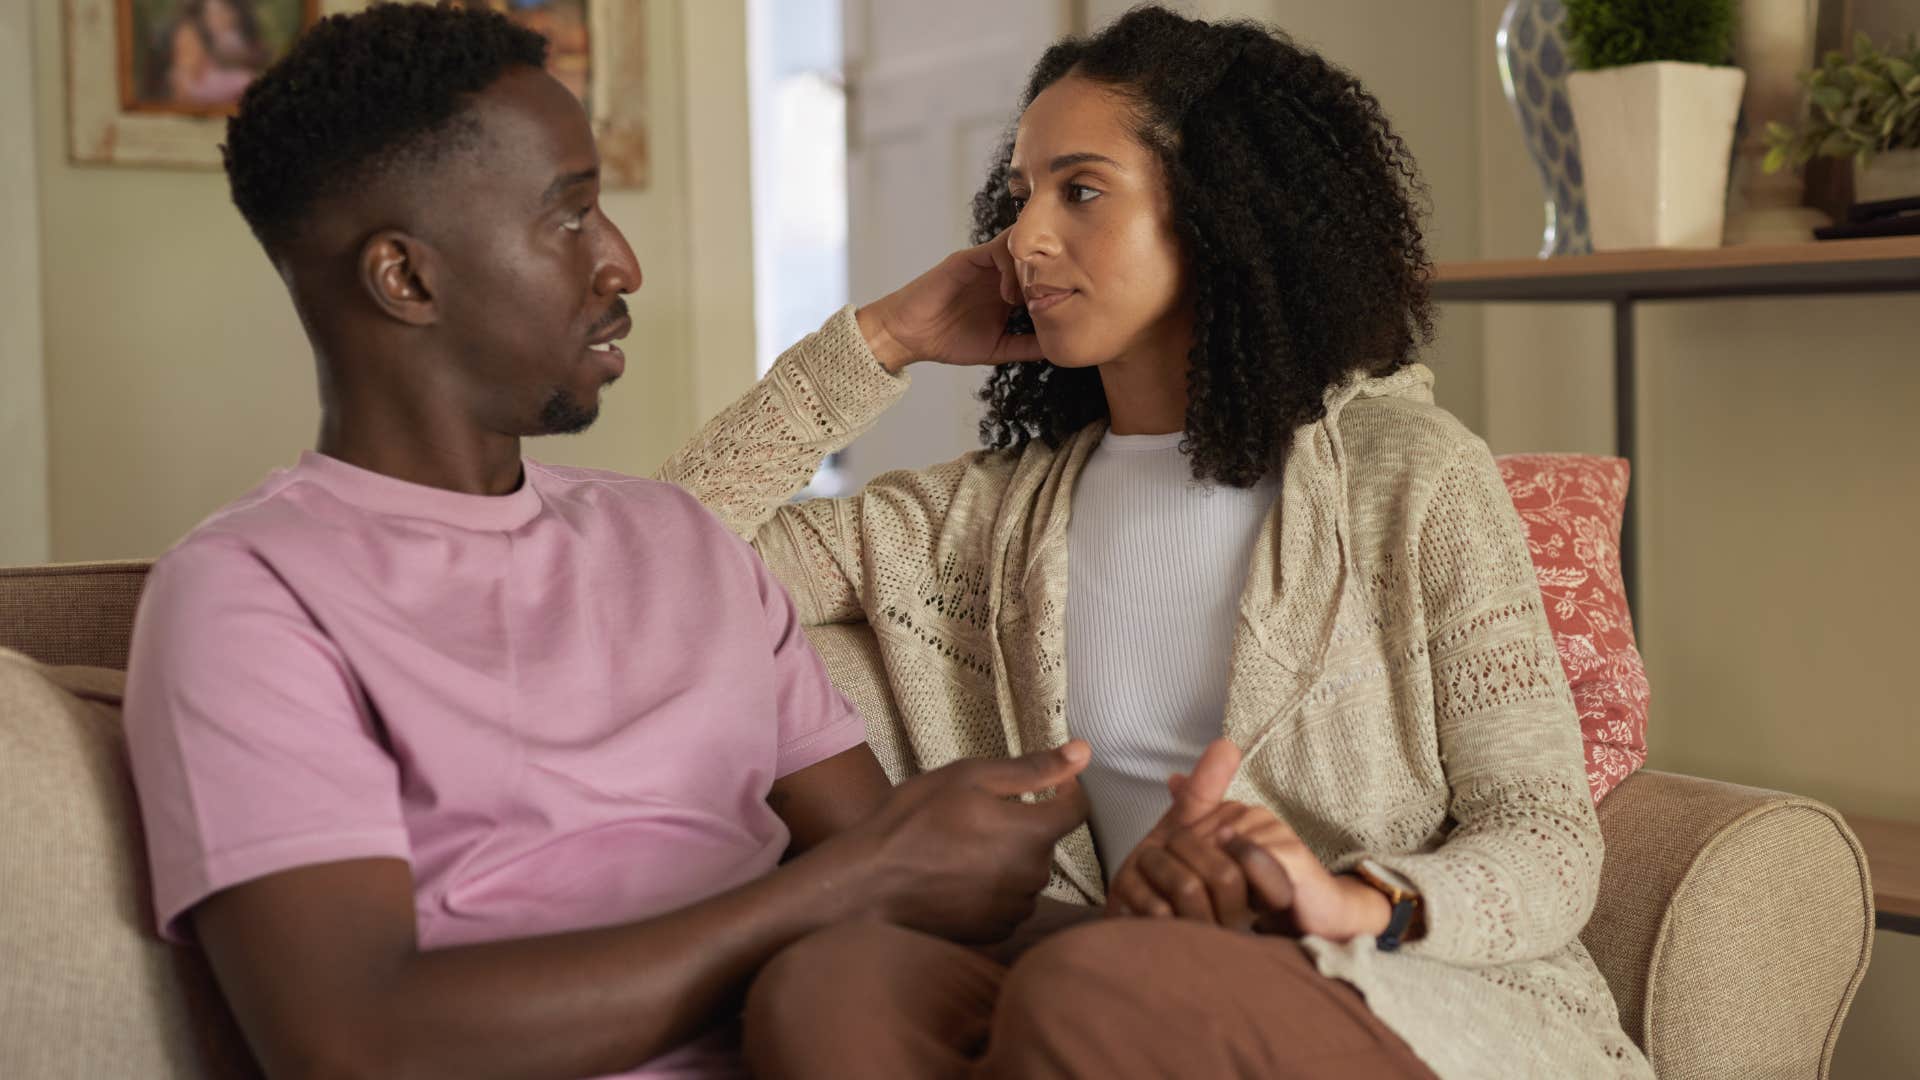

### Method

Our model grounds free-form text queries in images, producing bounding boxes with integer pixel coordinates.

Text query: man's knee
[747,920,915,1023]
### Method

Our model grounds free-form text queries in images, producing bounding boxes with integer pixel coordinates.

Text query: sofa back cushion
[0,561,151,670]
[1495,454,1650,803]
[0,648,256,1077]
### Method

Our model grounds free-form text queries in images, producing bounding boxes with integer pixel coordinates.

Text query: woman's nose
[1008,204,1061,265]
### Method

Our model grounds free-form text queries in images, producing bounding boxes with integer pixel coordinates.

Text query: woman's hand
[1216,806,1392,943]
[854,229,1044,374]
[1103,737,1392,943]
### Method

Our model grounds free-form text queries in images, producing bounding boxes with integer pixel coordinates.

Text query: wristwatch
[1354,858,1422,953]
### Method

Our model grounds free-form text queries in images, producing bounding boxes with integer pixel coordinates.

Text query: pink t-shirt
[124,452,866,1077]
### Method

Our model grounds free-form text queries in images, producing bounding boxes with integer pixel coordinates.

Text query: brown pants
[741,917,1438,1079]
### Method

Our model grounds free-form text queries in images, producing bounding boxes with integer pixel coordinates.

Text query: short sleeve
[739,537,866,779]
[123,539,412,943]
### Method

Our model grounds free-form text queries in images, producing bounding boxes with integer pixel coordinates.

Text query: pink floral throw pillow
[1495,454,1650,803]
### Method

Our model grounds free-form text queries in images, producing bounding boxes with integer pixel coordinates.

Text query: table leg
[1615,299,1639,625]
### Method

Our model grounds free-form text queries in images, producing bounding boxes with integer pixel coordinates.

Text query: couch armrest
[1585,769,1874,1080]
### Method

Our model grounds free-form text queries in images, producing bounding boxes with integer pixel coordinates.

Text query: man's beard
[536,386,600,435]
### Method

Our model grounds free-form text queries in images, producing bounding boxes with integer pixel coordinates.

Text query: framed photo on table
[66,0,649,187]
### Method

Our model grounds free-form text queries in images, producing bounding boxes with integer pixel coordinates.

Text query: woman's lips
[1024,288,1077,316]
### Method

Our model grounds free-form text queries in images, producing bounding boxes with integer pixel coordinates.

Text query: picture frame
[65,0,649,188]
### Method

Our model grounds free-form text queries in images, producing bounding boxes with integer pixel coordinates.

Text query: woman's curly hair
[971,5,1436,487]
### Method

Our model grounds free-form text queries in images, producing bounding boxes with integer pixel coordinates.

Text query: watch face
[1360,859,1418,897]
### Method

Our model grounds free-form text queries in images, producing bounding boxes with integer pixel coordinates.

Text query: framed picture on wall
[66,0,649,186]
[116,0,318,118]
[455,0,651,188]
[65,0,338,167]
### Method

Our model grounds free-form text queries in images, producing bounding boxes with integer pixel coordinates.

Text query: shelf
[1844,813,1920,934]
[1431,236,1920,303]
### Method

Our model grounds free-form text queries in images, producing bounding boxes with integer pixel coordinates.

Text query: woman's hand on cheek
[854,228,1045,374]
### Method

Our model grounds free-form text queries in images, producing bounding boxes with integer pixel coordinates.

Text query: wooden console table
[1430,236,1920,616]
[1433,238,1920,936]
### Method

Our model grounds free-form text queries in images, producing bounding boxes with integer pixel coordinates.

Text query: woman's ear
[359,230,439,326]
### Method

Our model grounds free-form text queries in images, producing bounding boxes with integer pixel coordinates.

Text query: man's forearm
[207,842,881,1080]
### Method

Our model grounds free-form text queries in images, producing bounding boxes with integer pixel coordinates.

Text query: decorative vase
[1724,0,1832,244]
[1856,148,1920,203]
[1498,0,1590,257]
[1567,62,1747,250]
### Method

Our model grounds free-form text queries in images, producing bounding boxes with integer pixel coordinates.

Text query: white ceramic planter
[1856,148,1920,203]
[1567,62,1747,249]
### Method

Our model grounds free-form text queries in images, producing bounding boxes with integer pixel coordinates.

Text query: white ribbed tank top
[1066,430,1280,877]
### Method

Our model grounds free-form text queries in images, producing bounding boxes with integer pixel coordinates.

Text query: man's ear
[359,230,440,326]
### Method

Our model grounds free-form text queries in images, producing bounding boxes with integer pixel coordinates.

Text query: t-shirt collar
[295,451,545,531]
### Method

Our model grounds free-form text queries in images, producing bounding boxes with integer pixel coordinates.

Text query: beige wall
[1470,1,1919,1075]
[2,0,50,565]
[28,0,748,561]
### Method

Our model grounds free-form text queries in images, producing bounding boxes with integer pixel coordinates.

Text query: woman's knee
[1000,918,1316,1020]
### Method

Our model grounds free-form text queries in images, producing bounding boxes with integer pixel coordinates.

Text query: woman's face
[202,0,241,37]
[1005,75,1190,371]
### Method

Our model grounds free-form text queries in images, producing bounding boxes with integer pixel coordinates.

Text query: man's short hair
[223,3,550,254]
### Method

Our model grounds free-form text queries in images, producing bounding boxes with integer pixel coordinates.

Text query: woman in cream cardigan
[662,7,1649,1079]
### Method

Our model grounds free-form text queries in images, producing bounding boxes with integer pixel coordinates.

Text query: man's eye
[562,207,589,232]
[1068,184,1101,204]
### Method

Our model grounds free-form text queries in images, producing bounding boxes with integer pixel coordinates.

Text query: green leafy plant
[1763,33,1920,173]
[1564,0,1737,71]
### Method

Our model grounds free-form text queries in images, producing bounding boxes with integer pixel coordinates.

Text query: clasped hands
[1105,739,1392,943]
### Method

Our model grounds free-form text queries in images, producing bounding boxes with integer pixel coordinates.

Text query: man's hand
[855,229,1045,374]
[844,740,1093,943]
[1105,738,1243,922]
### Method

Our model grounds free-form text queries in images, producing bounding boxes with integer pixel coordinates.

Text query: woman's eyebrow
[1007,152,1124,183]
[1047,152,1121,172]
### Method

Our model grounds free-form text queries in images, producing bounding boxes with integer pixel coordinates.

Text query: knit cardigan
[657,307,1653,1079]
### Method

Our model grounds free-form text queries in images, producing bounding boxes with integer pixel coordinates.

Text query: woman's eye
[1009,194,1028,213]
[1068,184,1101,204]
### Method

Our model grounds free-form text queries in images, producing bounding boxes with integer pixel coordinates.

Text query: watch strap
[1376,895,1417,952]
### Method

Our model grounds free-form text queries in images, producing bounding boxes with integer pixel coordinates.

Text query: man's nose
[595,226,642,295]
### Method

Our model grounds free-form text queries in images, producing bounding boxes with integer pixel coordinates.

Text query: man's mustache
[588,297,630,336]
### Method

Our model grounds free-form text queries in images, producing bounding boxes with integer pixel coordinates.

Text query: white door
[839,0,1074,486]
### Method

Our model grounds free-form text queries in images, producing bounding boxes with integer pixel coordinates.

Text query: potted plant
[1763,33,1920,203]
[1564,0,1746,249]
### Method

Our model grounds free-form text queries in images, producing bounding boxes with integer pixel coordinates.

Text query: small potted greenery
[1564,0,1746,249]
[1763,33,1920,203]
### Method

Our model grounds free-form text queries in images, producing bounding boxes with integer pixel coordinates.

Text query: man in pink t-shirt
[123,7,1068,1078]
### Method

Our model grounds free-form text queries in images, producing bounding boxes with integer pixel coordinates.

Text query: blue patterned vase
[1498,0,1591,257]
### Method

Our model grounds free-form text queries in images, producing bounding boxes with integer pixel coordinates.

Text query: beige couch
[0,560,1877,1078]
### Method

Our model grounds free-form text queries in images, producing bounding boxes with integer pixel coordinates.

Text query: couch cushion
[0,561,152,670]
[1496,454,1650,803]
[0,647,256,1077]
